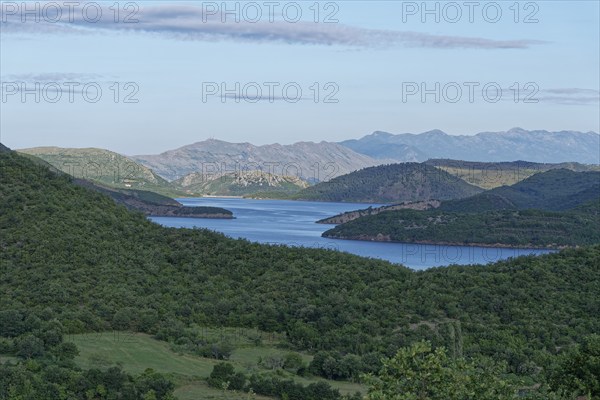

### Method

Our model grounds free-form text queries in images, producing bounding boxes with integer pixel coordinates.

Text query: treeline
[207,362,361,400]
[1,151,600,398]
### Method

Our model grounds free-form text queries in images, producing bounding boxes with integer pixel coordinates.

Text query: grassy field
[67,332,365,399]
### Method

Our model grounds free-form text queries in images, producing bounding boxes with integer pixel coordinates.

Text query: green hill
[440,169,600,212]
[2,149,600,398]
[426,159,600,189]
[17,146,186,197]
[290,163,483,203]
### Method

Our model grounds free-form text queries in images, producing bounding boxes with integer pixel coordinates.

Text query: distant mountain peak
[422,129,447,136]
[368,131,394,138]
[506,127,528,134]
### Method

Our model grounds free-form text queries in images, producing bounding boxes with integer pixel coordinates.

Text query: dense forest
[322,204,600,248]
[1,151,599,399]
[287,163,483,203]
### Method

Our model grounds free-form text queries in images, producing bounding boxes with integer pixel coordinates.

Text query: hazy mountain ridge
[341,128,600,164]
[132,139,393,182]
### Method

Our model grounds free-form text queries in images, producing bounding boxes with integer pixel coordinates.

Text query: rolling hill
[440,169,600,212]
[289,163,483,203]
[425,159,600,189]
[17,146,185,197]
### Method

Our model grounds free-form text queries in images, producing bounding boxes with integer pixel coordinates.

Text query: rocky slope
[175,170,309,196]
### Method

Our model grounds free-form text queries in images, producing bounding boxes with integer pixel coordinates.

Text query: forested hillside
[290,163,482,203]
[1,150,599,398]
[323,202,600,248]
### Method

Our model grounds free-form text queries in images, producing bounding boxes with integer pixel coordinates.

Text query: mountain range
[341,128,600,164]
[129,129,598,183]
[132,139,389,182]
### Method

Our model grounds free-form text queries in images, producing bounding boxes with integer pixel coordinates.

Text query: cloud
[2,72,106,82]
[1,4,546,49]
[538,88,600,105]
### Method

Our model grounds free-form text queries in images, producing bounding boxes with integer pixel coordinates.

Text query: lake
[150,197,554,270]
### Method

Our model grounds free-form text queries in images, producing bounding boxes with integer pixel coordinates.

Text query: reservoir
[150,197,554,270]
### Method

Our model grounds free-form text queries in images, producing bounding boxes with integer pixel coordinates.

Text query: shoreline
[321,234,567,251]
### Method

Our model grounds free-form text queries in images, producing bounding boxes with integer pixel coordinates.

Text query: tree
[16,335,45,359]
[364,341,518,400]
[283,352,304,372]
[549,334,600,398]
[52,341,79,360]
[207,362,235,388]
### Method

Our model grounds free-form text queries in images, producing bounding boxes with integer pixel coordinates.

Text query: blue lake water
[150,197,554,270]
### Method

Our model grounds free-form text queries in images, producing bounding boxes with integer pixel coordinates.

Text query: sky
[1,0,599,154]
